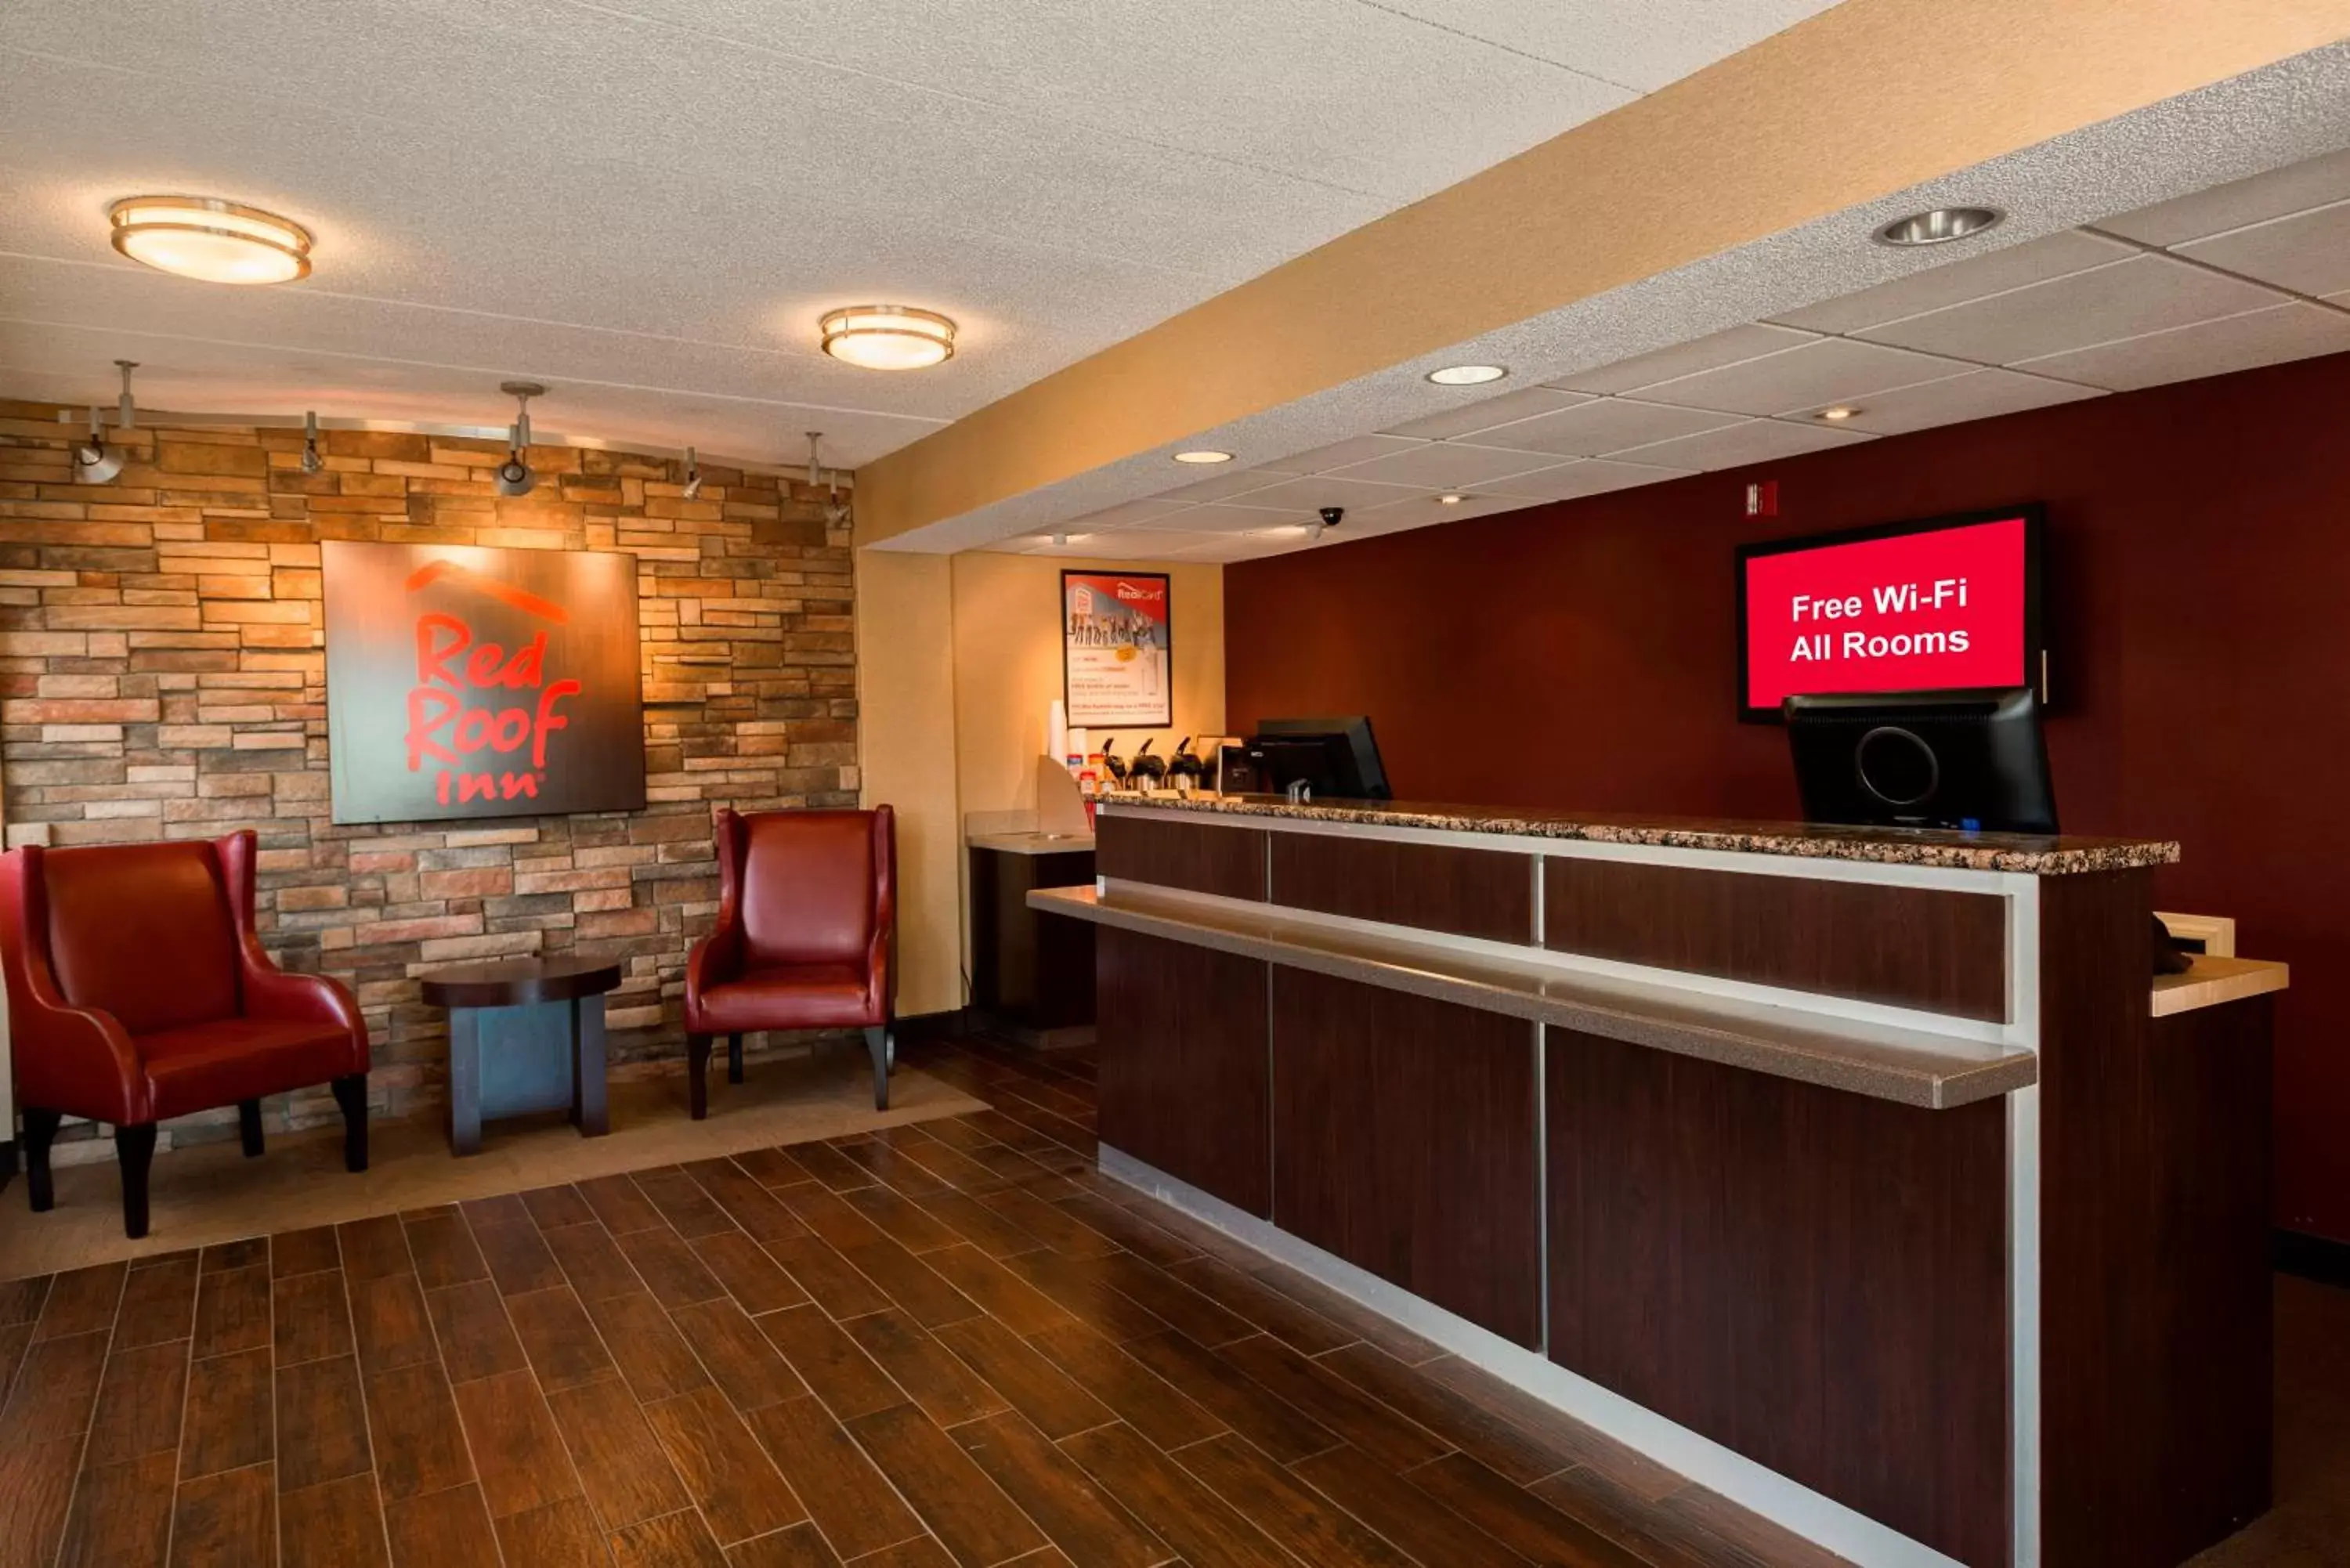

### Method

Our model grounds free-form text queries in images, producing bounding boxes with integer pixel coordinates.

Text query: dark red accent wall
[1226,350,2350,1244]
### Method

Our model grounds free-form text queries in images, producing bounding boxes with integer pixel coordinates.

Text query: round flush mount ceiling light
[1817,406,1861,422]
[108,196,313,284]
[1437,492,1469,505]
[1172,450,1233,464]
[819,305,956,370]
[1872,207,2004,247]
[1426,364,1508,386]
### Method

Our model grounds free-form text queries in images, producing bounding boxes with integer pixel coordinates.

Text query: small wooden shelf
[2150,955,2290,1017]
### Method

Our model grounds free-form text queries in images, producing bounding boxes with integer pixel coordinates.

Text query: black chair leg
[862,1025,891,1111]
[688,1035,710,1120]
[331,1075,369,1173]
[727,1032,744,1086]
[115,1123,157,1240]
[239,1100,265,1158]
[22,1108,60,1213]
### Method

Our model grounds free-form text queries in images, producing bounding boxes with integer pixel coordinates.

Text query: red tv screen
[1736,508,2041,720]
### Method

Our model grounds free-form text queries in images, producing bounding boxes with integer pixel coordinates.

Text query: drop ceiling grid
[1016,184,2350,558]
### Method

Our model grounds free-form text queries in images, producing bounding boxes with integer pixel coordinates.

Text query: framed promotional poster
[323,540,647,824]
[1061,570,1172,728]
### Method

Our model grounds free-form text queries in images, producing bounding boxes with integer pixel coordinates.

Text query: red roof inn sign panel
[323,542,647,825]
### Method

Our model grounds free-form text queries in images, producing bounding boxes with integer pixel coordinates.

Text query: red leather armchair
[1,831,370,1238]
[685,806,895,1118]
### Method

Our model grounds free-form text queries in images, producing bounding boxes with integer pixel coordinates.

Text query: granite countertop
[1102,794,2178,876]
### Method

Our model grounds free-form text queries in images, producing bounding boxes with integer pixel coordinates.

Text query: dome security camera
[1308,504,1344,541]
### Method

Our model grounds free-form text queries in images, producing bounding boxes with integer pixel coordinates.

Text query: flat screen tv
[1735,505,2043,722]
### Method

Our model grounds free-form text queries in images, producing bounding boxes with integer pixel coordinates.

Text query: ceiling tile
[1227,473,1428,511]
[1613,417,1871,471]
[1634,337,1972,417]
[1770,231,2137,334]
[1361,2,1842,92]
[1321,440,1560,488]
[1345,492,1526,532]
[1254,435,1422,474]
[1129,500,1300,529]
[2010,302,2350,392]
[1014,528,1235,558]
[1546,323,1817,394]
[1166,532,1316,562]
[1776,368,2103,435]
[1065,498,1197,528]
[1476,457,1694,500]
[1381,385,1590,440]
[1468,397,1745,456]
[2176,200,2350,300]
[2097,146,2350,247]
[1159,466,1294,502]
[1854,253,2286,364]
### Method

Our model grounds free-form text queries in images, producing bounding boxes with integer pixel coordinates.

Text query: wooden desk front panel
[1546,1027,2010,1568]
[1097,813,1267,901]
[2039,869,2272,1568]
[1271,967,1543,1346]
[1097,927,1271,1217]
[1267,831,1534,943]
[1544,858,2009,1021]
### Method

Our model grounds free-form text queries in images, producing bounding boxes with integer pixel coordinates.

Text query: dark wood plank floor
[0,1033,1853,1568]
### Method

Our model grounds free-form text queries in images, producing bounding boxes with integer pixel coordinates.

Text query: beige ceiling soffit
[856,0,2350,544]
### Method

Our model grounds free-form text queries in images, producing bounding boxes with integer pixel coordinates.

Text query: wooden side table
[420,956,623,1157]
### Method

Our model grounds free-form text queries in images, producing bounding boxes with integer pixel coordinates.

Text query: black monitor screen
[1785,688,2057,835]
[1246,717,1390,800]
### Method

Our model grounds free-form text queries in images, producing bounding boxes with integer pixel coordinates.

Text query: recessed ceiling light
[819,305,956,370]
[108,196,312,284]
[1437,493,1469,505]
[1817,406,1861,422]
[1426,364,1508,386]
[1872,207,2005,247]
[1173,450,1233,464]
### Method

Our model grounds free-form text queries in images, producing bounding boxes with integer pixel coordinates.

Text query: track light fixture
[494,381,544,497]
[70,360,139,485]
[806,432,850,527]
[72,407,124,485]
[300,410,325,474]
[681,446,703,501]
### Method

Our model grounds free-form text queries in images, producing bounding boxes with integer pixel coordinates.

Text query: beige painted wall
[853,551,964,1017]
[951,554,1225,822]
[856,546,1224,1017]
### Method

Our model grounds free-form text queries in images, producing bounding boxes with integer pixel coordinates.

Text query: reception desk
[1032,796,2285,1568]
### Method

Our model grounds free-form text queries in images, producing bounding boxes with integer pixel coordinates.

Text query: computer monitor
[1784,688,2058,834]
[1246,716,1391,800]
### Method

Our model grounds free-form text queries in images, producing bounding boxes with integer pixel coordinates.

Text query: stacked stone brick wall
[0,399,858,1156]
